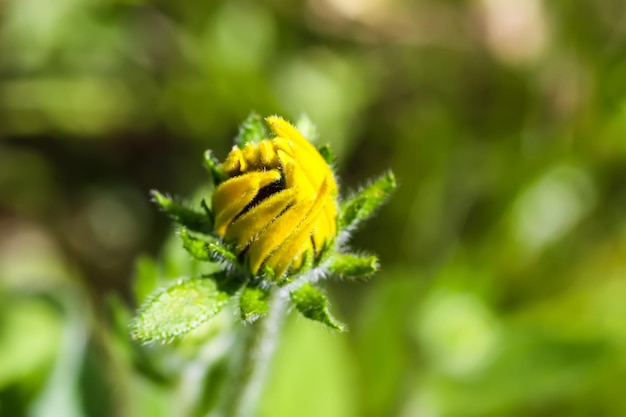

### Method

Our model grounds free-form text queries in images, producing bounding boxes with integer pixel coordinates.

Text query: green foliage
[290,283,345,331]
[131,277,230,343]
[340,172,396,229]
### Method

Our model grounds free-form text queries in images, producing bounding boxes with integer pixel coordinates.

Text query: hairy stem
[213,287,288,417]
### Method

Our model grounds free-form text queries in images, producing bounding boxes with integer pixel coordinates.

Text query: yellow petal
[259,140,279,167]
[222,147,244,175]
[246,196,313,275]
[212,170,281,236]
[225,187,297,251]
[264,175,332,277]
[266,116,320,162]
[242,143,260,169]
[290,240,314,273]
[277,150,315,200]
[267,116,333,188]
[311,208,331,252]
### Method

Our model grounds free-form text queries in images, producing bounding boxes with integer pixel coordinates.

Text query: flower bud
[212,116,337,279]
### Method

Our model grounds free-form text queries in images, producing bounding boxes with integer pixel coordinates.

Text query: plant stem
[214,287,289,417]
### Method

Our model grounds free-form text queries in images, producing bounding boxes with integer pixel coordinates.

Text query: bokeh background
[2,0,626,416]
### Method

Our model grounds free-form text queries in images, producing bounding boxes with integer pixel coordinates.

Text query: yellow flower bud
[212,116,338,279]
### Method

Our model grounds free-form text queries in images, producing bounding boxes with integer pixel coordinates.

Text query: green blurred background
[2,0,626,416]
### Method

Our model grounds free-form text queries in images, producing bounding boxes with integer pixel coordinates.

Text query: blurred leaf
[357,273,418,416]
[0,299,63,388]
[259,316,358,417]
[290,283,345,331]
[28,296,88,417]
[131,277,230,343]
[133,256,160,305]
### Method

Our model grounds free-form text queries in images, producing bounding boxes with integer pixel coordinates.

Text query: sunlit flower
[136,113,394,341]
[211,116,338,279]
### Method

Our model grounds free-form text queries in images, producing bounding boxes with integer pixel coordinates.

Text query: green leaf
[340,171,396,229]
[239,287,269,323]
[131,277,230,343]
[151,190,213,234]
[290,283,345,331]
[237,112,269,147]
[327,253,378,279]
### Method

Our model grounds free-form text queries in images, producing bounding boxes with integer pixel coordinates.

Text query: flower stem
[215,287,289,417]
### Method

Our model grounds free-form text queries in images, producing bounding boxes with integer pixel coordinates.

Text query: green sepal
[179,228,241,268]
[239,287,269,323]
[327,253,378,279]
[151,190,213,234]
[259,265,276,283]
[340,171,396,229]
[290,283,346,331]
[180,228,216,261]
[292,250,314,276]
[131,277,231,344]
[237,112,269,147]
[317,144,334,164]
[295,114,318,142]
[207,242,239,265]
[204,150,228,185]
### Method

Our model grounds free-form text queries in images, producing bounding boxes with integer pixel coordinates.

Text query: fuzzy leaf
[151,190,212,234]
[327,253,378,279]
[131,277,230,343]
[239,287,269,323]
[290,283,345,331]
[340,171,396,229]
[237,113,269,147]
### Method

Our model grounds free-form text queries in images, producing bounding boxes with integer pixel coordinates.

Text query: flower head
[137,113,395,341]
[212,116,337,279]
